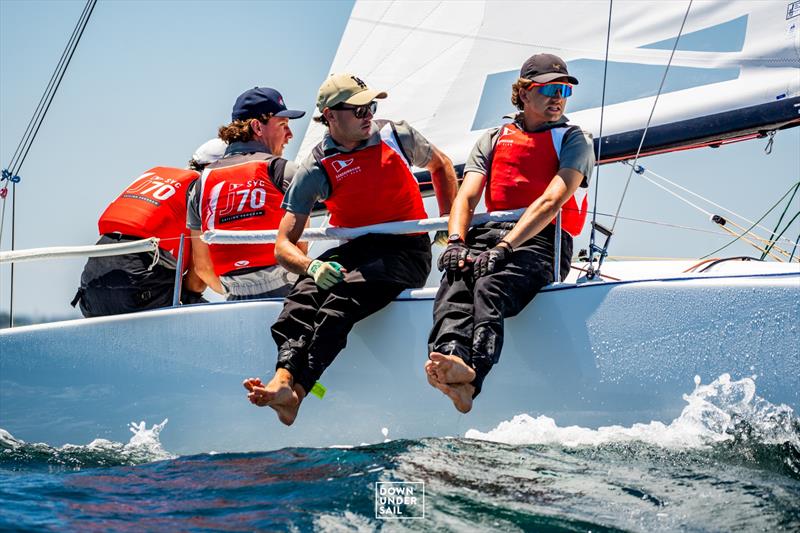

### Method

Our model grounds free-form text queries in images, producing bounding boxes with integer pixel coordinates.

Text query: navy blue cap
[231,87,306,121]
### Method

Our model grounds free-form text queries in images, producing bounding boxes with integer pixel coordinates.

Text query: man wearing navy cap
[187,87,307,300]
[426,53,595,413]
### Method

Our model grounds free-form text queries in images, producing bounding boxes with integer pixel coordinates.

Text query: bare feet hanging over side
[426,372,474,413]
[427,352,476,384]
[243,369,305,426]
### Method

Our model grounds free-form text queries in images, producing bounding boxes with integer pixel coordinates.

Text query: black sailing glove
[473,244,512,279]
[437,242,470,272]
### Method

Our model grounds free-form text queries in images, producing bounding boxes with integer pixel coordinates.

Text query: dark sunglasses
[526,82,573,98]
[331,100,377,119]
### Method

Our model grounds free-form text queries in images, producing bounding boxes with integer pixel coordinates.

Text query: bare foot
[427,352,476,384]
[425,373,474,413]
[243,370,305,426]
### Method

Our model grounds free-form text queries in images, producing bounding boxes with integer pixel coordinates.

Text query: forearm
[196,267,222,294]
[275,239,313,275]
[500,196,561,248]
[190,230,224,294]
[447,171,486,240]
[500,169,584,249]
[275,212,313,275]
[430,164,458,216]
[448,193,476,239]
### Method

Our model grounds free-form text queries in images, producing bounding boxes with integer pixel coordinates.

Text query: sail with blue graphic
[297,0,800,165]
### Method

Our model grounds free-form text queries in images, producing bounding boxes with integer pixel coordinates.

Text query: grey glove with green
[307,259,346,289]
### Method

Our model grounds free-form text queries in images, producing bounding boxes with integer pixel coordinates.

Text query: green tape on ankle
[310,382,326,399]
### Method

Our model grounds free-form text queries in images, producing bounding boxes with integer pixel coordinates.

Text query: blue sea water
[1,375,799,532]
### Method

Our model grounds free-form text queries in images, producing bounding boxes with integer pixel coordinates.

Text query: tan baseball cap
[317,73,387,112]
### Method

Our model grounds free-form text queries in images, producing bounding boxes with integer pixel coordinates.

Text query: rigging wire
[6,1,96,179]
[634,164,799,247]
[1,0,96,241]
[700,181,800,260]
[629,166,797,258]
[585,0,613,278]
[607,0,693,236]
[1,0,97,328]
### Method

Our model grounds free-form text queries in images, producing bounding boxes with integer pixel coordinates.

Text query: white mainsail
[297,0,800,165]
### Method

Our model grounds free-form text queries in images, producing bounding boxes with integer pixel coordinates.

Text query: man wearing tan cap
[244,73,458,425]
[426,53,595,413]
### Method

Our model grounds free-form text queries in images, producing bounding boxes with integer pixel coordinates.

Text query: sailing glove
[438,242,470,272]
[473,244,511,279]
[307,259,345,289]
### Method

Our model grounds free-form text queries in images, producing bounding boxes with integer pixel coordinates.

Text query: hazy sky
[1,0,798,321]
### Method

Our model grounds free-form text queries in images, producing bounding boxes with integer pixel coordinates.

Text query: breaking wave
[0,419,173,471]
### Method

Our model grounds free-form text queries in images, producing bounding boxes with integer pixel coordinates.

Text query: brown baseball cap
[317,73,387,112]
[520,53,579,85]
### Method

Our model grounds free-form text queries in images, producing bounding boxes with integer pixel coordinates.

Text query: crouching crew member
[426,54,595,413]
[71,139,225,317]
[244,73,458,425]
[187,87,305,300]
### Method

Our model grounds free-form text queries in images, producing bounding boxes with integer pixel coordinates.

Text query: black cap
[231,87,306,121]
[520,54,578,85]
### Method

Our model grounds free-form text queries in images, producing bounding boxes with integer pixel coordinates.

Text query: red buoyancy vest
[98,166,199,269]
[316,123,428,228]
[486,123,588,237]
[200,156,285,276]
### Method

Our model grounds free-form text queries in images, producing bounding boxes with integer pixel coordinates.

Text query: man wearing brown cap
[426,53,596,413]
[187,87,306,300]
[244,73,458,425]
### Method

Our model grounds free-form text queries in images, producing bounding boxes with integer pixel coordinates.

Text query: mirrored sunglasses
[526,82,573,98]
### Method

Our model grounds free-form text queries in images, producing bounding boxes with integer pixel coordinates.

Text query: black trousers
[427,222,572,396]
[271,233,432,394]
[72,234,178,318]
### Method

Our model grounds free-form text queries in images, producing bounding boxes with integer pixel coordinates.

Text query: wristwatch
[447,233,464,244]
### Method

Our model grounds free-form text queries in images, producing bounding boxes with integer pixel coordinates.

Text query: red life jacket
[98,166,198,269]
[486,123,588,237]
[314,122,428,228]
[200,154,285,276]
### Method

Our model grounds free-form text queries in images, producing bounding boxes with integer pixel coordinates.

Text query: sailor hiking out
[71,140,225,317]
[187,87,306,300]
[244,73,458,425]
[426,54,595,413]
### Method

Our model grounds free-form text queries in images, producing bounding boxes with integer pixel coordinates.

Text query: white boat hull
[2,267,798,455]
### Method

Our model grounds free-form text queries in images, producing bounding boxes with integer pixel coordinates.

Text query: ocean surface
[1,374,798,532]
